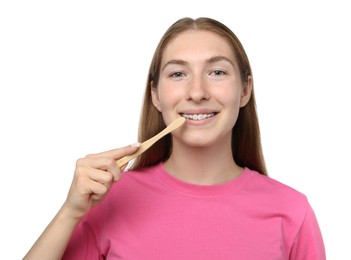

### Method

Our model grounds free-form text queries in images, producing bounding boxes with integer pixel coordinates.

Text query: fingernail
[130,142,140,148]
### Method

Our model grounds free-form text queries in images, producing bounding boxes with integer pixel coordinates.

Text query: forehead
[162,30,236,63]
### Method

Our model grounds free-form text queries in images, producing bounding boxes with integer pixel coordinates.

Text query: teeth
[181,113,215,121]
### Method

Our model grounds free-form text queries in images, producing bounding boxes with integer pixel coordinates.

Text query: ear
[240,76,253,107]
[151,81,162,112]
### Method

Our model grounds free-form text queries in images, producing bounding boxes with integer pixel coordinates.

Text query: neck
[164,140,243,185]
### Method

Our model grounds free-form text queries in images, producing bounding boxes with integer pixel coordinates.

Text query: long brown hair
[132,17,267,176]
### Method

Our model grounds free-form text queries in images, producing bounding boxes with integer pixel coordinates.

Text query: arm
[23,203,81,260]
[23,144,139,260]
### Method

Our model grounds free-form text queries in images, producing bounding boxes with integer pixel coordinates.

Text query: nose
[186,75,210,103]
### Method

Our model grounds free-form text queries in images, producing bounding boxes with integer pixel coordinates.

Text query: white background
[1,0,350,259]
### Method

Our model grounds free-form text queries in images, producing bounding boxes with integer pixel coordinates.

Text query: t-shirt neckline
[153,162,251,197]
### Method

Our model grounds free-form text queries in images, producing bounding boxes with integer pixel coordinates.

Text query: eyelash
[169,71,185,78]
[211,70,226,76]
[168,69,227,79]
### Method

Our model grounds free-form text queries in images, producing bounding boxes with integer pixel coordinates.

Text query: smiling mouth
[180,113,217,121]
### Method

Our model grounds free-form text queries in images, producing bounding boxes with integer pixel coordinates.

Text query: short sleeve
[289,203,326,259]
[62,220,101,260]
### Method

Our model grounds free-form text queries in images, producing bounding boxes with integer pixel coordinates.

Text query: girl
[24,17,325,259]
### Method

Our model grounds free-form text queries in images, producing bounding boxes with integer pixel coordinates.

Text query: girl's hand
[63,144,139,219]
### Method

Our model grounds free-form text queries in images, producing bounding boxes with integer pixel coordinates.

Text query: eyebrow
[161,59,188,71]
[207,55,235,67]
[161,55,235,71]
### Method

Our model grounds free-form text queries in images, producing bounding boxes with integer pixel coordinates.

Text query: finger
[76,156,120,180]
[87,168,114,186]
[84,178,109,201]
[74,170,110,198]
[86,143,140,160]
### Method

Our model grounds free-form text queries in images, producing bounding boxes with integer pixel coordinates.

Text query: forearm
[23,203,81,260]
[23,146,137,259]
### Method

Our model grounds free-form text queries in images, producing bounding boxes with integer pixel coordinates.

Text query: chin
[180,136,216,148]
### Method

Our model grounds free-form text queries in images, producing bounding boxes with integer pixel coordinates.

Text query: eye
[169,71,186,78]
[211,70,226,76]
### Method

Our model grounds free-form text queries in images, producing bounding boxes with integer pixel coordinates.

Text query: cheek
[157,87,184,109]
[217,86,242,108]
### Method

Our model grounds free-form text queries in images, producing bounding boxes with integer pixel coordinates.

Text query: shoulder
[119,163,161,183]
[244,168,310,213]
[246,168,307,197]
[86,164,161,219]
[106,163,161,196]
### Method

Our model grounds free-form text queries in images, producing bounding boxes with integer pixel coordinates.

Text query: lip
[179,108,218,114]
[178,109,219,123]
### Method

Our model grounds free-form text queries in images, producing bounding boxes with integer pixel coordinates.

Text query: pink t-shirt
[63,163,325,259]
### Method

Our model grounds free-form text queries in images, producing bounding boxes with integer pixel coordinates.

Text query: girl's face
[151,30,252,147]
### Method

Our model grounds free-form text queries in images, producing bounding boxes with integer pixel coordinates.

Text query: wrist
[59,201,87,224]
